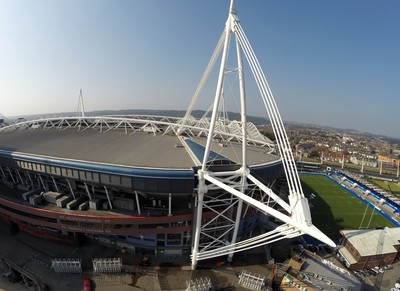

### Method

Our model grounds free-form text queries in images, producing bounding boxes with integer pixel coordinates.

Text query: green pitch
[368,179,400,195]
[300,174,394,242]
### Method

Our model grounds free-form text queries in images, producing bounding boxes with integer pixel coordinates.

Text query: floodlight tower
[183,0,335,270]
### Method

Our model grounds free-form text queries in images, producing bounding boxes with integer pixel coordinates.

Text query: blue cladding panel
[0,149,194,180]
[184,139,231,164]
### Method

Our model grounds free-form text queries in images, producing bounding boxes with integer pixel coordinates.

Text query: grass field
[368,179,400,195]
[300,174,394,242]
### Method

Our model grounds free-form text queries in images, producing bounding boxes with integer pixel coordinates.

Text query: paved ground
[0,219,272,291]
[1,218,399,291]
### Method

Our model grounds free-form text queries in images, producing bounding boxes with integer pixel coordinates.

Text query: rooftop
[341,227,400,256]
[0,127,279,170]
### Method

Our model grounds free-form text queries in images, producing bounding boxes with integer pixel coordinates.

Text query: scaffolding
[238,270,265,291]
[92,258,122,273]
[51,258,82,273]
[185,277,212,291]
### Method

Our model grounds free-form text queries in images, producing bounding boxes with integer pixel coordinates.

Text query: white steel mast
[188,0,335,269]
[77,89,86,118]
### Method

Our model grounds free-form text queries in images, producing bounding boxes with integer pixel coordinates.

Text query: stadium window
[66,169,73,177]
[166,233,182,246]
[134,178,145,191]
[110,175,121,186]
[92,173,99,183]
[79,171,86,180]
[73,170,79,179]
[121,177,132,188]
[25,162,32,170]
[61,168,67,177]
[85,172,93,181]
[100,174,111,184]
[157,179,170,192]
[145,179,157,192]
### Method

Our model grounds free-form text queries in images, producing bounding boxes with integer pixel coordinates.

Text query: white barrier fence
[185,277,212,291]
[238,270,265,291]
[92,257,122,273]
[51,258,82,273]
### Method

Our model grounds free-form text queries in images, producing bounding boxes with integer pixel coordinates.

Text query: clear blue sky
[1,0,399,138]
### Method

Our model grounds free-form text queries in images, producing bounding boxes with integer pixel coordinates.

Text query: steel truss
[189,0,335,269]
[0,115,273,150]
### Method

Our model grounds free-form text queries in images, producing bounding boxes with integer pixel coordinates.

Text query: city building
[338,227,400,270]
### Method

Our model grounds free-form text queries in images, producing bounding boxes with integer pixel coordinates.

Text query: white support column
[7,167,16,184]
[38,174,48,192]
[103,186,113,210]
[397,162,399,178]
[26,172,33,188]
[84,182,92,200]
[228,35,247,263]
[341,155,345,169]
[0,166,6,178]
[51,176,59,192]
[179,32,225,134]
[16,170,25,186]
[191,183,205,270]
[201,17,232,171]
[135,191,141,215]
[191,5,234,270]
[228,198,243,262]
[66,179,76,199]
[77,89,86,118]
[380,161,383,175]
[168,193,172,216]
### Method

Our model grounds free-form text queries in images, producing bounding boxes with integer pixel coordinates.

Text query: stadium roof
[0,127,279,170]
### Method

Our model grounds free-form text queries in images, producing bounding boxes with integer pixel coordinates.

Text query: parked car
[383,264,393,270]
[83,277,91,291]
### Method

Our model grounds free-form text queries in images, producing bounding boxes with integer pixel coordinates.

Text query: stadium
[0,115,282,257]
[0,1,334,269]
